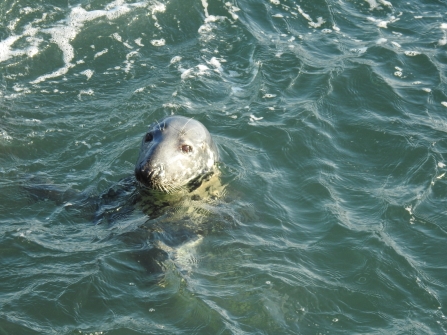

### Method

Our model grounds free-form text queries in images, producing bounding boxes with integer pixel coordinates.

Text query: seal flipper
[92,177,140,225]
[22,175,139,224]
[23,183,82,205]
[23,179,100,221]
[20,173,80,205]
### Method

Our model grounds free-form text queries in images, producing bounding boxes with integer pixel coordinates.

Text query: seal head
[135,116,218,193]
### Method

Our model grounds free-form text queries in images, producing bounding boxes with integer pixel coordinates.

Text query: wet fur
[135,116,219,193]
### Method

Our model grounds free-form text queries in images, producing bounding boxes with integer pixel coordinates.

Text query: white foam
[297,6,312,22]
[135,38,144,47]
[380,0,392,7]
[75,140,91,149]
[204,15,226,24]
[123,50,139,73]
[180,65,209,80]
[126,51,139,59]
[297,6,325,28]
[78,89,94,100]
[150,39,165,47]
[94,48,108,59]
[309,17,325,28]
[25,118,41,123]
[263,94,277,98]
[112,33,123,42]
[150,3,165,26]
[180,68,194,80]
[368,16,399,29]
[198,16,228,42]
[366,0,379,9]
[224,2,240,20]
[404,205,413,215]
[202,0,209,17]
[350,47,367,54]
[81,69,94,80]
[377,21,388,28]
[30,22,79,84]
[8,17,20,31]
[0,130,13,141]
[0,22,41,63]
[170,56,182,64]
[29,2,147,84]
[162,102,183,109]
[151,3,166,15]
[197,64,209,72]
[198,23,213,35]
[105,0,124,10]
[249,114,263,122]
[405,51,421,56]
[0,36,21,62]
[365,0,392,9]
[207,57,223,72]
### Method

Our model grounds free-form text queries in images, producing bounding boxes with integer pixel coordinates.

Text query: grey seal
[135,115,219,193]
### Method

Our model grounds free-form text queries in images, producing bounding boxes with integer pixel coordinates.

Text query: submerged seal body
[24,115,224,277]
[135,115,219,193]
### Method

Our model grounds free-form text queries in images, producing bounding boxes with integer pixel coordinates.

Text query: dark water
[1,0,447,333]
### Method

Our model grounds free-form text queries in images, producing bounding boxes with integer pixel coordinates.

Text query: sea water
[1,0,447,333]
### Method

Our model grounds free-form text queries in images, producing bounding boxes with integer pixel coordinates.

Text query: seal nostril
[135,168,143,183]
[144,132,153,142]
[137,163,164,182]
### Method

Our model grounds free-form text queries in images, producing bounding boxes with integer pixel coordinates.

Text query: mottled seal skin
[135,116,219,193]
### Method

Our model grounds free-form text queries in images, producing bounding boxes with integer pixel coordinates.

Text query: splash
[27,2,147,84]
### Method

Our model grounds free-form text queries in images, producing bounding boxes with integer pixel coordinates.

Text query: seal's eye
[181,144,192,153]
[145,133,153,142]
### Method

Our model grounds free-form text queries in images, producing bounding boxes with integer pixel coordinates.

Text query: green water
[1,0,447,333]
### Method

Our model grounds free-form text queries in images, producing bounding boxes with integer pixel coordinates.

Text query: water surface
[1,0,447,333]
